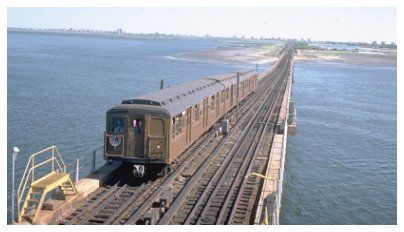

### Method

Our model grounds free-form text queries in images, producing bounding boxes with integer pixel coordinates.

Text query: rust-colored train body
[104,70,258,174]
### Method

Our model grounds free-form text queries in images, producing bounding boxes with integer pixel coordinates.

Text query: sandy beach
[179,42,284,65]
[294,48,397,66]
[178,42,397,67]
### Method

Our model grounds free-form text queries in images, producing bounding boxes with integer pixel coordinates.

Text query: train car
[104,70,258,176]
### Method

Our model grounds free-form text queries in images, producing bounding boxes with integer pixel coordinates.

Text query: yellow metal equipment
[250,172,271,224]
[17,146,77,223]
[250,172,271,180]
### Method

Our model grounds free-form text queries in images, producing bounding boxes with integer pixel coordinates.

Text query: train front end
[104,103,171,176]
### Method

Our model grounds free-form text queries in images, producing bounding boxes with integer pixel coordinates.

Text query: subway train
[104,70,258,176]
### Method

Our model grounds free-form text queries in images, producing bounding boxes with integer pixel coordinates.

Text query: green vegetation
[293,42,325,50]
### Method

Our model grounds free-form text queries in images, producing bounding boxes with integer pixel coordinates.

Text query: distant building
[116,28,124,34]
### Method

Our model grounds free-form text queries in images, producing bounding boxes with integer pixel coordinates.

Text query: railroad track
[55,68,269,225]
[157,50,293,225]
[56,46,294,225]
[225,56,292,225]
[122,48,294,225]
[119,73,281,224]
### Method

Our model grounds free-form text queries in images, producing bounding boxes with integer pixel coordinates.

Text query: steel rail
[65,184,120,225]
[195,62,288,225]
[60,46,293,225]
[123,49,288,225]
[102,183,149,224]
[125,65,278,224]
[159,78,277,224]
[220,56,292,224]
[158,51,293,225]
[81,185,130,224]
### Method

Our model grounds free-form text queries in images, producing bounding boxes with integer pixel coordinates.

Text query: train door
[147,116,167,160]
[185,106,192,143]
[130,117,145,158]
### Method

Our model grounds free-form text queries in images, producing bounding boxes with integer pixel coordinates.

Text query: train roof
[206,69,257,88]
[120,70,256,117]
[108,103,171,117]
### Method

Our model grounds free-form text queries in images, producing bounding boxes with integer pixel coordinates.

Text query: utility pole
[11,147,20,223]
[236,72,240,121]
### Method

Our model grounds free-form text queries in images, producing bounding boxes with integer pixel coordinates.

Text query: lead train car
[104,70,258,176]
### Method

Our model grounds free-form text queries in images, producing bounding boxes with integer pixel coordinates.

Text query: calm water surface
[280,62,396,224]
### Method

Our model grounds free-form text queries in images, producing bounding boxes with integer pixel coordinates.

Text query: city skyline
[7,8,396,43]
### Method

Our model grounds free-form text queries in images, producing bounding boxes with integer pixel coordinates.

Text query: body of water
[280,62,397,224]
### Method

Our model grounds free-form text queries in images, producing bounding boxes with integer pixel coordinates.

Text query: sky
[7,7,396,43]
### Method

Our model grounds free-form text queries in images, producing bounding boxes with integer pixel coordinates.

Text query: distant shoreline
[9,27,397,67]
[294,48,397,67]
[179,44,397,67]
[7,27,279,42]
[7,28,211,42]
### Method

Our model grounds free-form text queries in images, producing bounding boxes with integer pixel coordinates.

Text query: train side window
[179,115,183,134]
[194,104,202,122]
[150,118,165,136]
[172,113,183,139]
[172,117,176,139]
[210,95,215,111]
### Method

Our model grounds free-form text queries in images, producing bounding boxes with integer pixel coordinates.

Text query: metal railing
[17,146,66,219]
[64,146,104,184]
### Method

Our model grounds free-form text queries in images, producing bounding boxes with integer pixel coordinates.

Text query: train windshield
[112,118,124,134]
[132,119,143,135]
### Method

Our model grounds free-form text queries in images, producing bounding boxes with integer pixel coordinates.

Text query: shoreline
[177,43,284,66]
[294,49,397,67]
[9,29,397,67]
[178,43,397,67]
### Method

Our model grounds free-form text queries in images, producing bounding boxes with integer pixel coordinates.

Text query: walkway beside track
[254,60,294,225]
